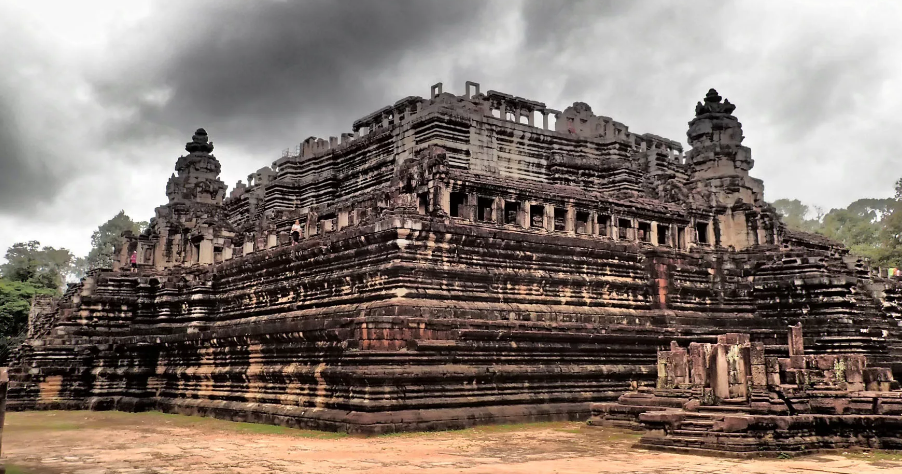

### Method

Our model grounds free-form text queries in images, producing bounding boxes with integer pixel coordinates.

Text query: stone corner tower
[165,128,228,206]
[120,128,236,271]
[686,89,774,249]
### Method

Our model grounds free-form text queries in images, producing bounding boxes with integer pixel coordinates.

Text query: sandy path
[3,411,901,474]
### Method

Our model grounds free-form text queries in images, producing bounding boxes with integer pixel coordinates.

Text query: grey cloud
[0,100,60,213]
[0,17,70,216]
[89,0,494,154]
[1,0,901,258]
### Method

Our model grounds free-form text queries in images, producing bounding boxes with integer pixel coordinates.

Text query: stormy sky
[1,0,900,259]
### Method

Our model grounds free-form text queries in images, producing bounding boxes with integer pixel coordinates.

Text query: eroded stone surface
[7,82,902,433]
[591,325,902,455]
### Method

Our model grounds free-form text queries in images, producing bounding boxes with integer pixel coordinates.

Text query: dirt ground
[3,411,902,474]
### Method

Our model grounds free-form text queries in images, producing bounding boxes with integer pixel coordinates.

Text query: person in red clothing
[129,251,138,273]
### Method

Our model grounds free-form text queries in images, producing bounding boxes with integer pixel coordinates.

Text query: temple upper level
[123,82,797,271]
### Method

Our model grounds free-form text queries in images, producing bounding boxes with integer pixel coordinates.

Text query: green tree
[69,256,89,282]
[873,179,902,268]
[820,198,893,263]
[85,211,147,270]
[0,278,56,363]
[771,198,823,233]
[1,241,75,291]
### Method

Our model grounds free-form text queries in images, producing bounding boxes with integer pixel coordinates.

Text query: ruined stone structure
[590,325,902,455]
[6,82,902,434]
[120,128,236,270]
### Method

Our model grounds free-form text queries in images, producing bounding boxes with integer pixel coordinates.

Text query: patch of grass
[4,410,347,439]
[5,464,62,474]
[375,430,435,438]
[472,421,572,433]
[372,421,581,438]
[227,421,346,439]
[843,450,902,463]
[555,427,584,434]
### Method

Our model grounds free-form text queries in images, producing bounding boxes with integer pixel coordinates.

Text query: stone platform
[590,326,902,456]
[7,82,902,433]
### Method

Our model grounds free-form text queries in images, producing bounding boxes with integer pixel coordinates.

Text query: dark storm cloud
[90,0,492,153]
[1,0,900,261]
[0,18,69,215]
[0,99,55,212]
[518,1,894,140]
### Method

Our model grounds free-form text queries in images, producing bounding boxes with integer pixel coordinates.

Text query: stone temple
[7,82,902,435]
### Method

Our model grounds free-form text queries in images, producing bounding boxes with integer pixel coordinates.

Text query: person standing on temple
[291,220,302,245]
[130,251,138,273]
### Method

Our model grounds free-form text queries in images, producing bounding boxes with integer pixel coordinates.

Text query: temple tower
[121,128,235,270]
[685,89,769,249]
[165,128,227,205]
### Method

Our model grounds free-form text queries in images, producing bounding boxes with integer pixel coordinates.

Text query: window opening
[696,222,709,244]
[530,205,545,229]
[554,208,567,231]
[477,197,494,222]
[618,218,632,240]
[450,192,467,218]
[576,211,590,234]
[504,201,520,225]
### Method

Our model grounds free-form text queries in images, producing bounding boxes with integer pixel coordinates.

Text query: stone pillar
[589,211,598,235]
[243,240,255,255]
[518,201,529,228]
[542,111,549,130]
[611,215,619,241]
[650,221,659,246]
[338,210,349,230]
[544,204,555,232]
[688,343,710,386]
[438,186,451,216]
[306,213,318,237]
[266,233,278,249]
[788,323,805,369]
[750,342,767,388]
[757,226,767,249]
[199,239,214,264]
[657,342,689,389]
[564,206,575,233]
[711,344,731,401]
[493,197,505,225]
[788,323,804,357]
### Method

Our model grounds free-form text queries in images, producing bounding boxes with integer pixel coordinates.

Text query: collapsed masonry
[590,325,902,456]
[6,82,902,434]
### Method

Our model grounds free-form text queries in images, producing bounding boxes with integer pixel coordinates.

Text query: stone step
[680,420,715,430]
[669,429,748,439]
[696,405,749,414]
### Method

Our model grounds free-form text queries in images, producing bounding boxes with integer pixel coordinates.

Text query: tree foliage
[85,210,147,270]
[0,277,56,363]
[0,240,75,291]
[0,240,77,363]
[771,199,823,233]
[772,186,902,268]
